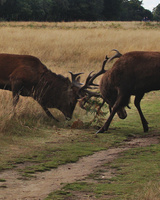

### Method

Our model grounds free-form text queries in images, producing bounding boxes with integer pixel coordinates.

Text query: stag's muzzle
[117,107,127,119]
[66,116,71,121]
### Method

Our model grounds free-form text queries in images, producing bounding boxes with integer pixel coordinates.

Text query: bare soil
[0,135,159,200]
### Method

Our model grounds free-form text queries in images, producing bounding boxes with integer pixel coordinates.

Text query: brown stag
[0,53,103,121]
[96,50,160,133]
[80,49,160,133]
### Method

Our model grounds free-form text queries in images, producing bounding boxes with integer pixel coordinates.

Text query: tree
[85,0,104,21]
[0,0,18,20]
[67,0,103,21]
[42,0,53,21]
[153,4,160,21]
[16,0,33,21]
[102,0,123,20]
[0,0,7,5]
[0,0,154,22]
[51,0,69,21]
[120,0,152,21]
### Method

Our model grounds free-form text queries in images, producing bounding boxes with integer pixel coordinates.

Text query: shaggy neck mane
[41,69,70,86]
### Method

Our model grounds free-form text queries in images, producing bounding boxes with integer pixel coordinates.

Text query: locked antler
[108,49,122,63]
[69,71,84,87]
[78,55,109,110]
[79,55,109,93]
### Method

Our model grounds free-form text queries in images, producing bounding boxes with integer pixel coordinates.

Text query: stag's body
[98,51,160,133]
[0,53,80,120]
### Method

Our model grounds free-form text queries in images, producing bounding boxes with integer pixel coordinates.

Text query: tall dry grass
[0,21,159,70]
[0,21,160,132]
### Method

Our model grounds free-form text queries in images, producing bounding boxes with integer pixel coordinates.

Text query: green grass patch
[48,144,160,200]
[0,92,160,199]
[1,131,127,175]
[45,92,160,200]
[46,190,72,200]
[0,179,6,182]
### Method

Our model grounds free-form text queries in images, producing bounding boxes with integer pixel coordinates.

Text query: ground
[0,134,159,200]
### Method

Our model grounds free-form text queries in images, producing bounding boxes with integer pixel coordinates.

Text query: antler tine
[108,49,122,63]
[69,71,84,82]
[84,71,98,87]
[78,55,109,93]
[86,55,109,86]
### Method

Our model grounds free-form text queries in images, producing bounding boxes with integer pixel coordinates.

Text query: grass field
[0,21,160,199]
[0,21,160,130]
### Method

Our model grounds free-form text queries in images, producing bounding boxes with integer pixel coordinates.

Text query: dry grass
[0,21,160,132]
[0,21,160,200]
[132,181,160,200]
[0,21,159,69]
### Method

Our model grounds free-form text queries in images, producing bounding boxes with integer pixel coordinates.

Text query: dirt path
[0,135,159,200]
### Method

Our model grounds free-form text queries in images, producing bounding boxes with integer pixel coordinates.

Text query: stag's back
[0,54,47,86]
[103,51,160,94]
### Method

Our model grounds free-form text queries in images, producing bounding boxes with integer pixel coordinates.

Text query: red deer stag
[0,53,103,121]
[82,50,160,133]
[97,49,160,133]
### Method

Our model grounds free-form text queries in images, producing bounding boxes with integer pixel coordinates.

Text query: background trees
[0,0,157,22]
[120,0,153,21]
[153,4,160,21]
[102,0,123,20]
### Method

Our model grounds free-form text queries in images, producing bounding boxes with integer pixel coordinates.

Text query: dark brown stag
[80,50,160,133]
[0,53,97,121]
[96,50,160,133]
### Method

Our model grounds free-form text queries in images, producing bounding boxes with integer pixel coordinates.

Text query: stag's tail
[108,49,122,63]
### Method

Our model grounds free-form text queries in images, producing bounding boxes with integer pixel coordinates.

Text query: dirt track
[0,135,159,200]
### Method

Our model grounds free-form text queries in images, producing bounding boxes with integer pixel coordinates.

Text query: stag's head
[57,70,101,120]
[58,72,84,120]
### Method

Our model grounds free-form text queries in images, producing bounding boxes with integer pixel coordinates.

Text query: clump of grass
[131,181,160,200]
[0,179,6,182]
[0,90,61,135]
[46,190,72,200]
[0,91,14,133]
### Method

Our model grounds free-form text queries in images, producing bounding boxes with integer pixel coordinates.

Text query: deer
[80,49,160,133]
[0,53,107,121]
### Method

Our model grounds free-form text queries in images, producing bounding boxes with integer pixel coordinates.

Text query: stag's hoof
[54,118,59,122]
[96,128,104,134]
[143,126,149,132]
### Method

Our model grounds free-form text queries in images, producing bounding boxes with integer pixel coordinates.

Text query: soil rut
[0,136,159,200]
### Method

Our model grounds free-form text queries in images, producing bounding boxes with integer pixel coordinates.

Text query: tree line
[0,0,159,22]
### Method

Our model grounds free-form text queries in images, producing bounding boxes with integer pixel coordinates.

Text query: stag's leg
[11,80,23,110]
[96,108,117,133]
[109,105,112,113]
[134,94,148,132]
[40,105,59,122]
[96,100,112,115]
[97,93,129,133]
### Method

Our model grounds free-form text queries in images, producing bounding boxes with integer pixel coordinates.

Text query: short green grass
[47,144,160,200]
[0,92,160,199]
[44,92,160,200]
[0,126,127,175]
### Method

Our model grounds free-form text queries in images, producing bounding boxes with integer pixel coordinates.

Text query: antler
[79,55,109,93]
[108,49,122,63]
[69,71,84,87]
[78,55,109,111]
